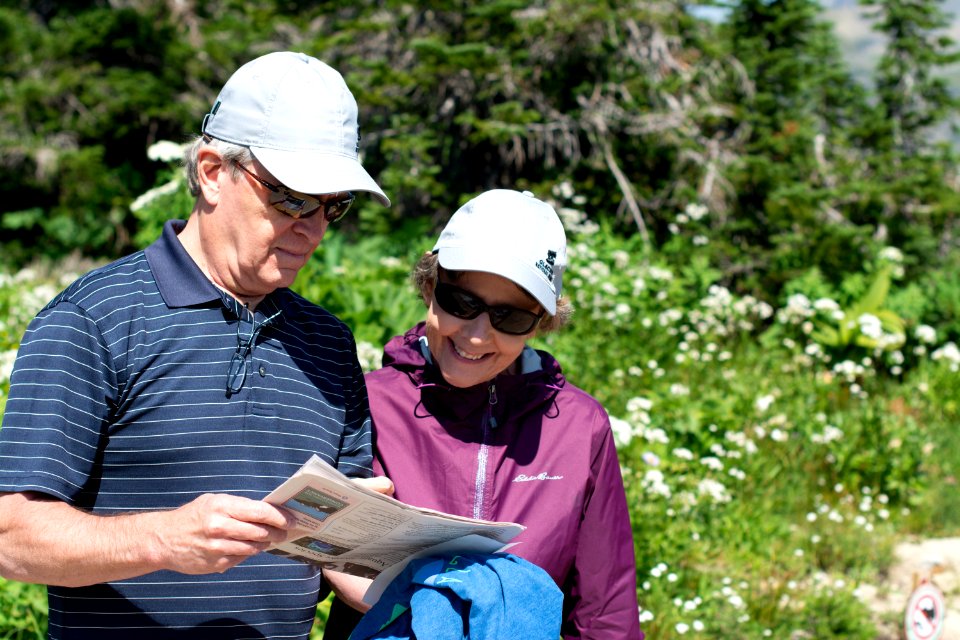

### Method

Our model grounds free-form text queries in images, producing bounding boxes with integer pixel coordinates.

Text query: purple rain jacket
[365,323,642,639]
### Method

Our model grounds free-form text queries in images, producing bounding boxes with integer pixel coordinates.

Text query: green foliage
[526,221,945,638]
[2,0,959,319]
[809,266,905,353]
[800,589,877,639]
[2,217,959,637]
[130,171,194,250]
[292,225,432,349]
[310,594,334,639]
[864,0,960,149]
[3,2,960,637]
[0,3,197,263]
[0,579,46,639]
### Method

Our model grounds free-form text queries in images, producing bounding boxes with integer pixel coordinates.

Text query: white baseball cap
[202,51,390,206]
[433,189,567,315]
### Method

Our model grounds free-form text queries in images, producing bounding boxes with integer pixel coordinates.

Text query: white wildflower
[813,298,841,312]
[858,314,883,340]
[355,342,383,373]
[915,324,937,345]
[754,394,775,413]
[698,478,731,503]
[627,397,654,412]
[932,342,960,368]
[685,202,708,221]
[610,417,636,448]
[879,247,903,263]
[641,451,661,467]
[642,427,670,444]
[130,178,182,212]
[147,140,186,162]
[700,457,724,471]
[648,266,674,282]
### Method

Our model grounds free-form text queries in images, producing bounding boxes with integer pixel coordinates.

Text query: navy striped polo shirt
[0,220,373,639]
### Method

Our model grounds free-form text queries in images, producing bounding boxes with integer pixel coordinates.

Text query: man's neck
[176,214,265,312]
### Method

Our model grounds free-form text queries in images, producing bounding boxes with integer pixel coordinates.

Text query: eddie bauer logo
[512,472,564,482]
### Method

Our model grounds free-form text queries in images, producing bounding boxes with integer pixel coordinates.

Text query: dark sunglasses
[235,162,355,222]
[433,281,544,335]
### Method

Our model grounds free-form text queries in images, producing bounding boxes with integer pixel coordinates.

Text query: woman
[326,189,641,639]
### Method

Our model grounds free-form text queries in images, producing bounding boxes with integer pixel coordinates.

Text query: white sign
[904,581,947,640]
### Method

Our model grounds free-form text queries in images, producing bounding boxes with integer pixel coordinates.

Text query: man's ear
[196,146,224,206]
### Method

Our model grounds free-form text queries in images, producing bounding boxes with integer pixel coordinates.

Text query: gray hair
[412,252,573,335]
[183,135,254,197]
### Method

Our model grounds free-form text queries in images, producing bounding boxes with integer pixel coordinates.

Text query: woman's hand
[352,475,395,496]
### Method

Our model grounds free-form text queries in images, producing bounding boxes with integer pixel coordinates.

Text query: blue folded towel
[349,553,562,640]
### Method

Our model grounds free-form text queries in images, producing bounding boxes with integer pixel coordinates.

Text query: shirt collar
[145,220,221,308]
[144,219,301,323]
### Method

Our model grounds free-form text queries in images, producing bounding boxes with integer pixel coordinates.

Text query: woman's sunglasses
[235,162,355,222]
[433,281,544,335]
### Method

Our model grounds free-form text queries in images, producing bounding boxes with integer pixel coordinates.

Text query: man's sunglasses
[433,281,544,335]
[235,162,355,222]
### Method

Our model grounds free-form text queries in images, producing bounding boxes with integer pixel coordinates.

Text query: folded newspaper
[263,455,524,602]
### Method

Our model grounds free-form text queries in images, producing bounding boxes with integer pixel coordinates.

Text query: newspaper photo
[263,455,525,587]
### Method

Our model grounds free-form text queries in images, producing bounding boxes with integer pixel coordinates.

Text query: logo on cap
[536,250,557,282]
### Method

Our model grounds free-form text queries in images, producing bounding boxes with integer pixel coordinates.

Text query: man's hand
[0,491,297,587]
[148,493,297,575]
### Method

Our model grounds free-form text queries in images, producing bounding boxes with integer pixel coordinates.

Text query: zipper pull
[487,384,498,429]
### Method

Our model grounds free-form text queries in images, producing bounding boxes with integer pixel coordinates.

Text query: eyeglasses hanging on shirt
[226,302,282,395]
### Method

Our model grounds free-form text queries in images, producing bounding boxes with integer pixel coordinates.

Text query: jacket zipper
[473,383,497,520]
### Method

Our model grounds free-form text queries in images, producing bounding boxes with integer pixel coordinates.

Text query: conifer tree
[863,0,960,154]
[720,0,873,292]
[858,0,960,263]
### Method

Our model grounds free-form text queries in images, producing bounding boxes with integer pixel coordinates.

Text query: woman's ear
[196,146,224,206]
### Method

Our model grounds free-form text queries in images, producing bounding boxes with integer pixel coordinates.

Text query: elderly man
[0,51,389,639]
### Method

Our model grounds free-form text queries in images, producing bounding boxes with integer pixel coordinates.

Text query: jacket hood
[380,322,565,426]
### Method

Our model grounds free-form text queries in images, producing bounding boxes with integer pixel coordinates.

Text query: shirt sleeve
[0,301,116,504]
[563,409,643,640]
[333,332,373,479]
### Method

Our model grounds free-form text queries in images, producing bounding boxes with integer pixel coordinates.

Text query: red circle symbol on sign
[904,582,946,640]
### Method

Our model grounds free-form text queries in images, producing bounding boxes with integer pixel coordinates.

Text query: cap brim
[437,248,557,315]
[252,147,391,207]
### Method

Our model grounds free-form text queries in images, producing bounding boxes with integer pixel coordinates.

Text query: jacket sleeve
[563,408,643,640]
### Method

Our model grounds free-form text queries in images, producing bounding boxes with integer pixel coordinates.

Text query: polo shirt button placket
[259,364,266,377]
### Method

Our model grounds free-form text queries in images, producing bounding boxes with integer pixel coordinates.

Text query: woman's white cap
[201,51,390,206]
[433,189,567,315]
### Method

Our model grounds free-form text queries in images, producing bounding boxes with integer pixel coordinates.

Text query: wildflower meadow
[4,1,960,636]
[0,170,957,639]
